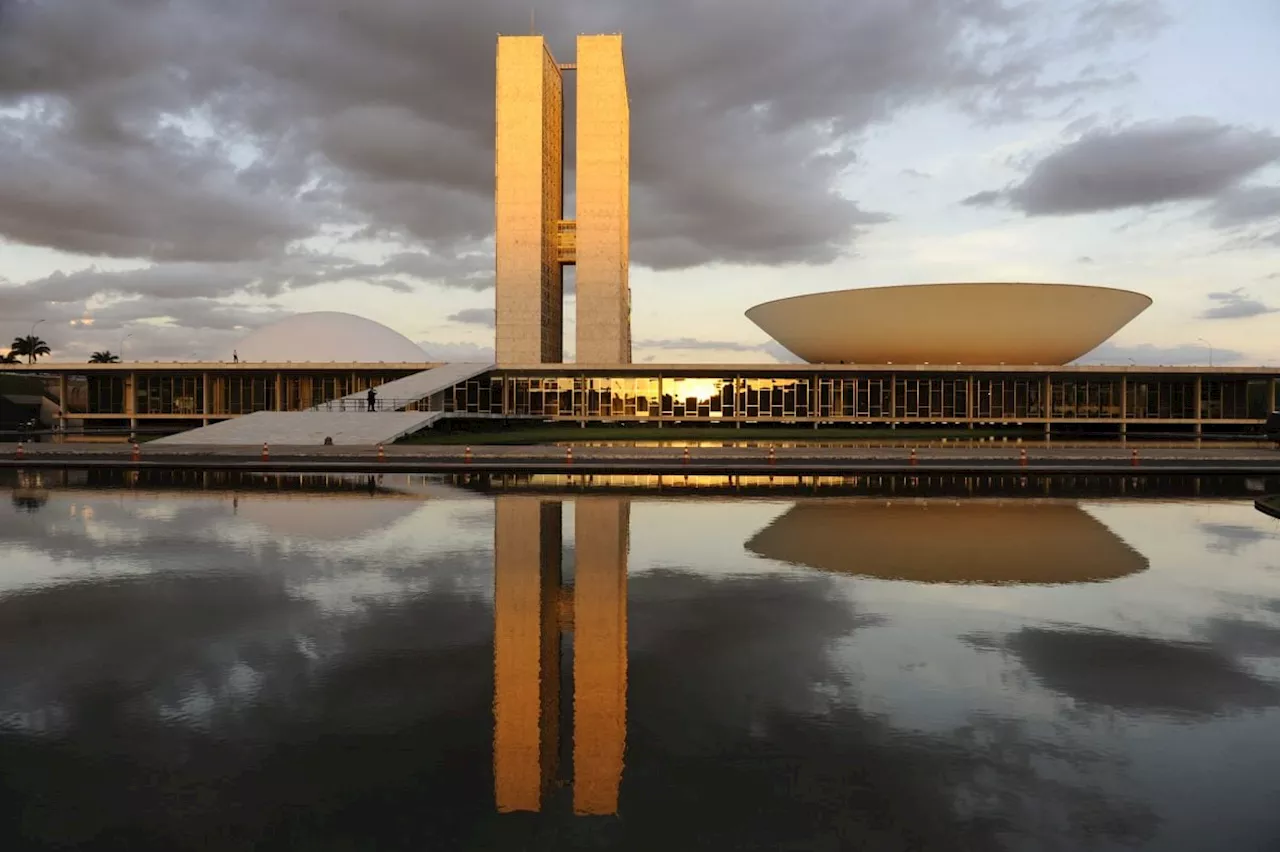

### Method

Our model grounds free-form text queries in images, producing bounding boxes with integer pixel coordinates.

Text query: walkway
[150,362,492,446]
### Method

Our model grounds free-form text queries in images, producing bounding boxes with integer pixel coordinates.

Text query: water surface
[2,471,1279,851]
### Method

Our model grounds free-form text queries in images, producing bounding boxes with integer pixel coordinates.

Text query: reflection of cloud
[624,569,1156,849]
[1195,616,1280,660]
[1000,626,1280,718]
[1199,522,1279,555]
[746,500,1148,585]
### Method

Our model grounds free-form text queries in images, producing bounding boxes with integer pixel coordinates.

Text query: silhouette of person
[367,387,377,412]
[232,350,239,363]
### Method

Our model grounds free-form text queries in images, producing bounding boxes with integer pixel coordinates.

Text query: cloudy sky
[0,0,1277,365]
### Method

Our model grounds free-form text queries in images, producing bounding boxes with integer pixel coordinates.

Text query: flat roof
[3,361,1276,376]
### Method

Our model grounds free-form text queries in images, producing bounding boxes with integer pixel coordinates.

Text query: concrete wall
[575,35,631,365]
[495,37,565,365]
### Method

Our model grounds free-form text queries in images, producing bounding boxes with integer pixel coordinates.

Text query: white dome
[234,312,427,363]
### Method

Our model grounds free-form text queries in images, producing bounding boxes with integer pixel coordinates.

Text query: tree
[0,350,19,364]
[89,351,121,363]
[10,335,51,365]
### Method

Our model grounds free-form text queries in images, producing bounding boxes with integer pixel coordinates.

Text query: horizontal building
[5,361,1277,438]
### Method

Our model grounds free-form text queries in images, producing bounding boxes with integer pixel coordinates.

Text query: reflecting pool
[2,471,1280,851]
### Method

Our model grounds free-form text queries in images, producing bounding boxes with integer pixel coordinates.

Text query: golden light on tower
[495,34,631,366]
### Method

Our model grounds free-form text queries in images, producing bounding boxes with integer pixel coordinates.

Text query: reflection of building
[746,500,1148,585]
[493,495,629,816]
[495,35,631,366]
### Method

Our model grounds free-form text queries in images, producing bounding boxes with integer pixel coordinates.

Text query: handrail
[310,398,441,413]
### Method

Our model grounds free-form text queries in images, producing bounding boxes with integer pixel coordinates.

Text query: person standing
[367,386,377,412]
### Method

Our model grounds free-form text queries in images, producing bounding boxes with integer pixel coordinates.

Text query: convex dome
[234,312,427,363]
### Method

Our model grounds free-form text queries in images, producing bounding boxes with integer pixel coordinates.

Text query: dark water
[2,471,1280,851]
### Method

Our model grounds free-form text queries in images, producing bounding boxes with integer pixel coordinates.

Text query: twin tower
[495,34,631,366]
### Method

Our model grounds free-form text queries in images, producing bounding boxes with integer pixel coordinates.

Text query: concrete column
[966,374,974,430]
[493,496,563,814]
[58,373,67,440]
[125,372,137,436]
[573,496,629,816]
[1195,374,1203,438]
[1120,376,1128,443]
[202,372,210,426]
[1043,374,1052,440]
[275,372,283,412]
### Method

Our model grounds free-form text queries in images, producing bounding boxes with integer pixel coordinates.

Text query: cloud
[1201,288,1276,320]
[632,337,803,364]
[1207,185,1280,229]
[447,308,496,328]
[0,0,1166,274]
[1075,341,1244,365]
[966,118,1280,215]
[414,340,495,363]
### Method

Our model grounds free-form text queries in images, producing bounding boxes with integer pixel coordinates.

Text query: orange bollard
[1131,448,1139,467]
[768,446,776,466]
[377,443,385,462]
[566,446,574,466]
[464,446,472,464]
[261,442,269,462]
[909,448,917,466]
[131,442,141,462]
[1019,447,1027,467]
[682,446,690,465]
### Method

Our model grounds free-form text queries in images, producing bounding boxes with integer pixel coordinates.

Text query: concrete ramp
[152,411,444,447]
[311,362,493,411]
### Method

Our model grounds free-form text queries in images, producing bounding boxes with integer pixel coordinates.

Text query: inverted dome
[235,312,427,363]
[745,282,1151,365]
[746,500,1148,585]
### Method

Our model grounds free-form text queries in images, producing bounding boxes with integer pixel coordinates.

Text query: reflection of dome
[235,496,421,541]
[745,283,1151,365]
[235,312,427,363]
[746,500,1148,585]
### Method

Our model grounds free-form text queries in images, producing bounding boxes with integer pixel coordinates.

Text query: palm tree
[10,335,51,365]
[89,350,121,363]
[0,350,19,364]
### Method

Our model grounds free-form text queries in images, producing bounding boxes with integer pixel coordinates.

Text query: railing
[311,398,441,413]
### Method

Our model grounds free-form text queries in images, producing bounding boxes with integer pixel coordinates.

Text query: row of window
[445,375,1274,421]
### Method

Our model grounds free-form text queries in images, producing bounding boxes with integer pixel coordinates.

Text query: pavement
[3,441,1279,475]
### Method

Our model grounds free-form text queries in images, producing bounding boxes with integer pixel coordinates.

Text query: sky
[0,0,1277,366]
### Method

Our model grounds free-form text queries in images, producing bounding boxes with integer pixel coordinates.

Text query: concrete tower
[494,34,631,366]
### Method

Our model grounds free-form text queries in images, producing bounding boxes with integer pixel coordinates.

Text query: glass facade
[66,367,1278,434]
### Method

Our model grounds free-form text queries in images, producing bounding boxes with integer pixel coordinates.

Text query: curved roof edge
[744,282,1153,318]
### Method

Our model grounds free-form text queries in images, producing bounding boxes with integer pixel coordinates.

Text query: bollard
[377,443,385,462]
[909,448,918,467]
[464,446,472,464]
[682,446,690,465]
[260,442,269,462]
[131,442,141,462]
[14,442,24,460]
[768,446,776,466]
[1131,448,1139,468]
[566,446,574,465]
[1019,447,1027,467]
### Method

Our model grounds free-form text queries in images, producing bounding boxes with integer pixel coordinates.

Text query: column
[493,496,563,813]
[202,372,210,426]
[58,372,67,441]
[573,497,629,816]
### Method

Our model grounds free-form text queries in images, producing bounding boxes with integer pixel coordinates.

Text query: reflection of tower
[493,495,630,816]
